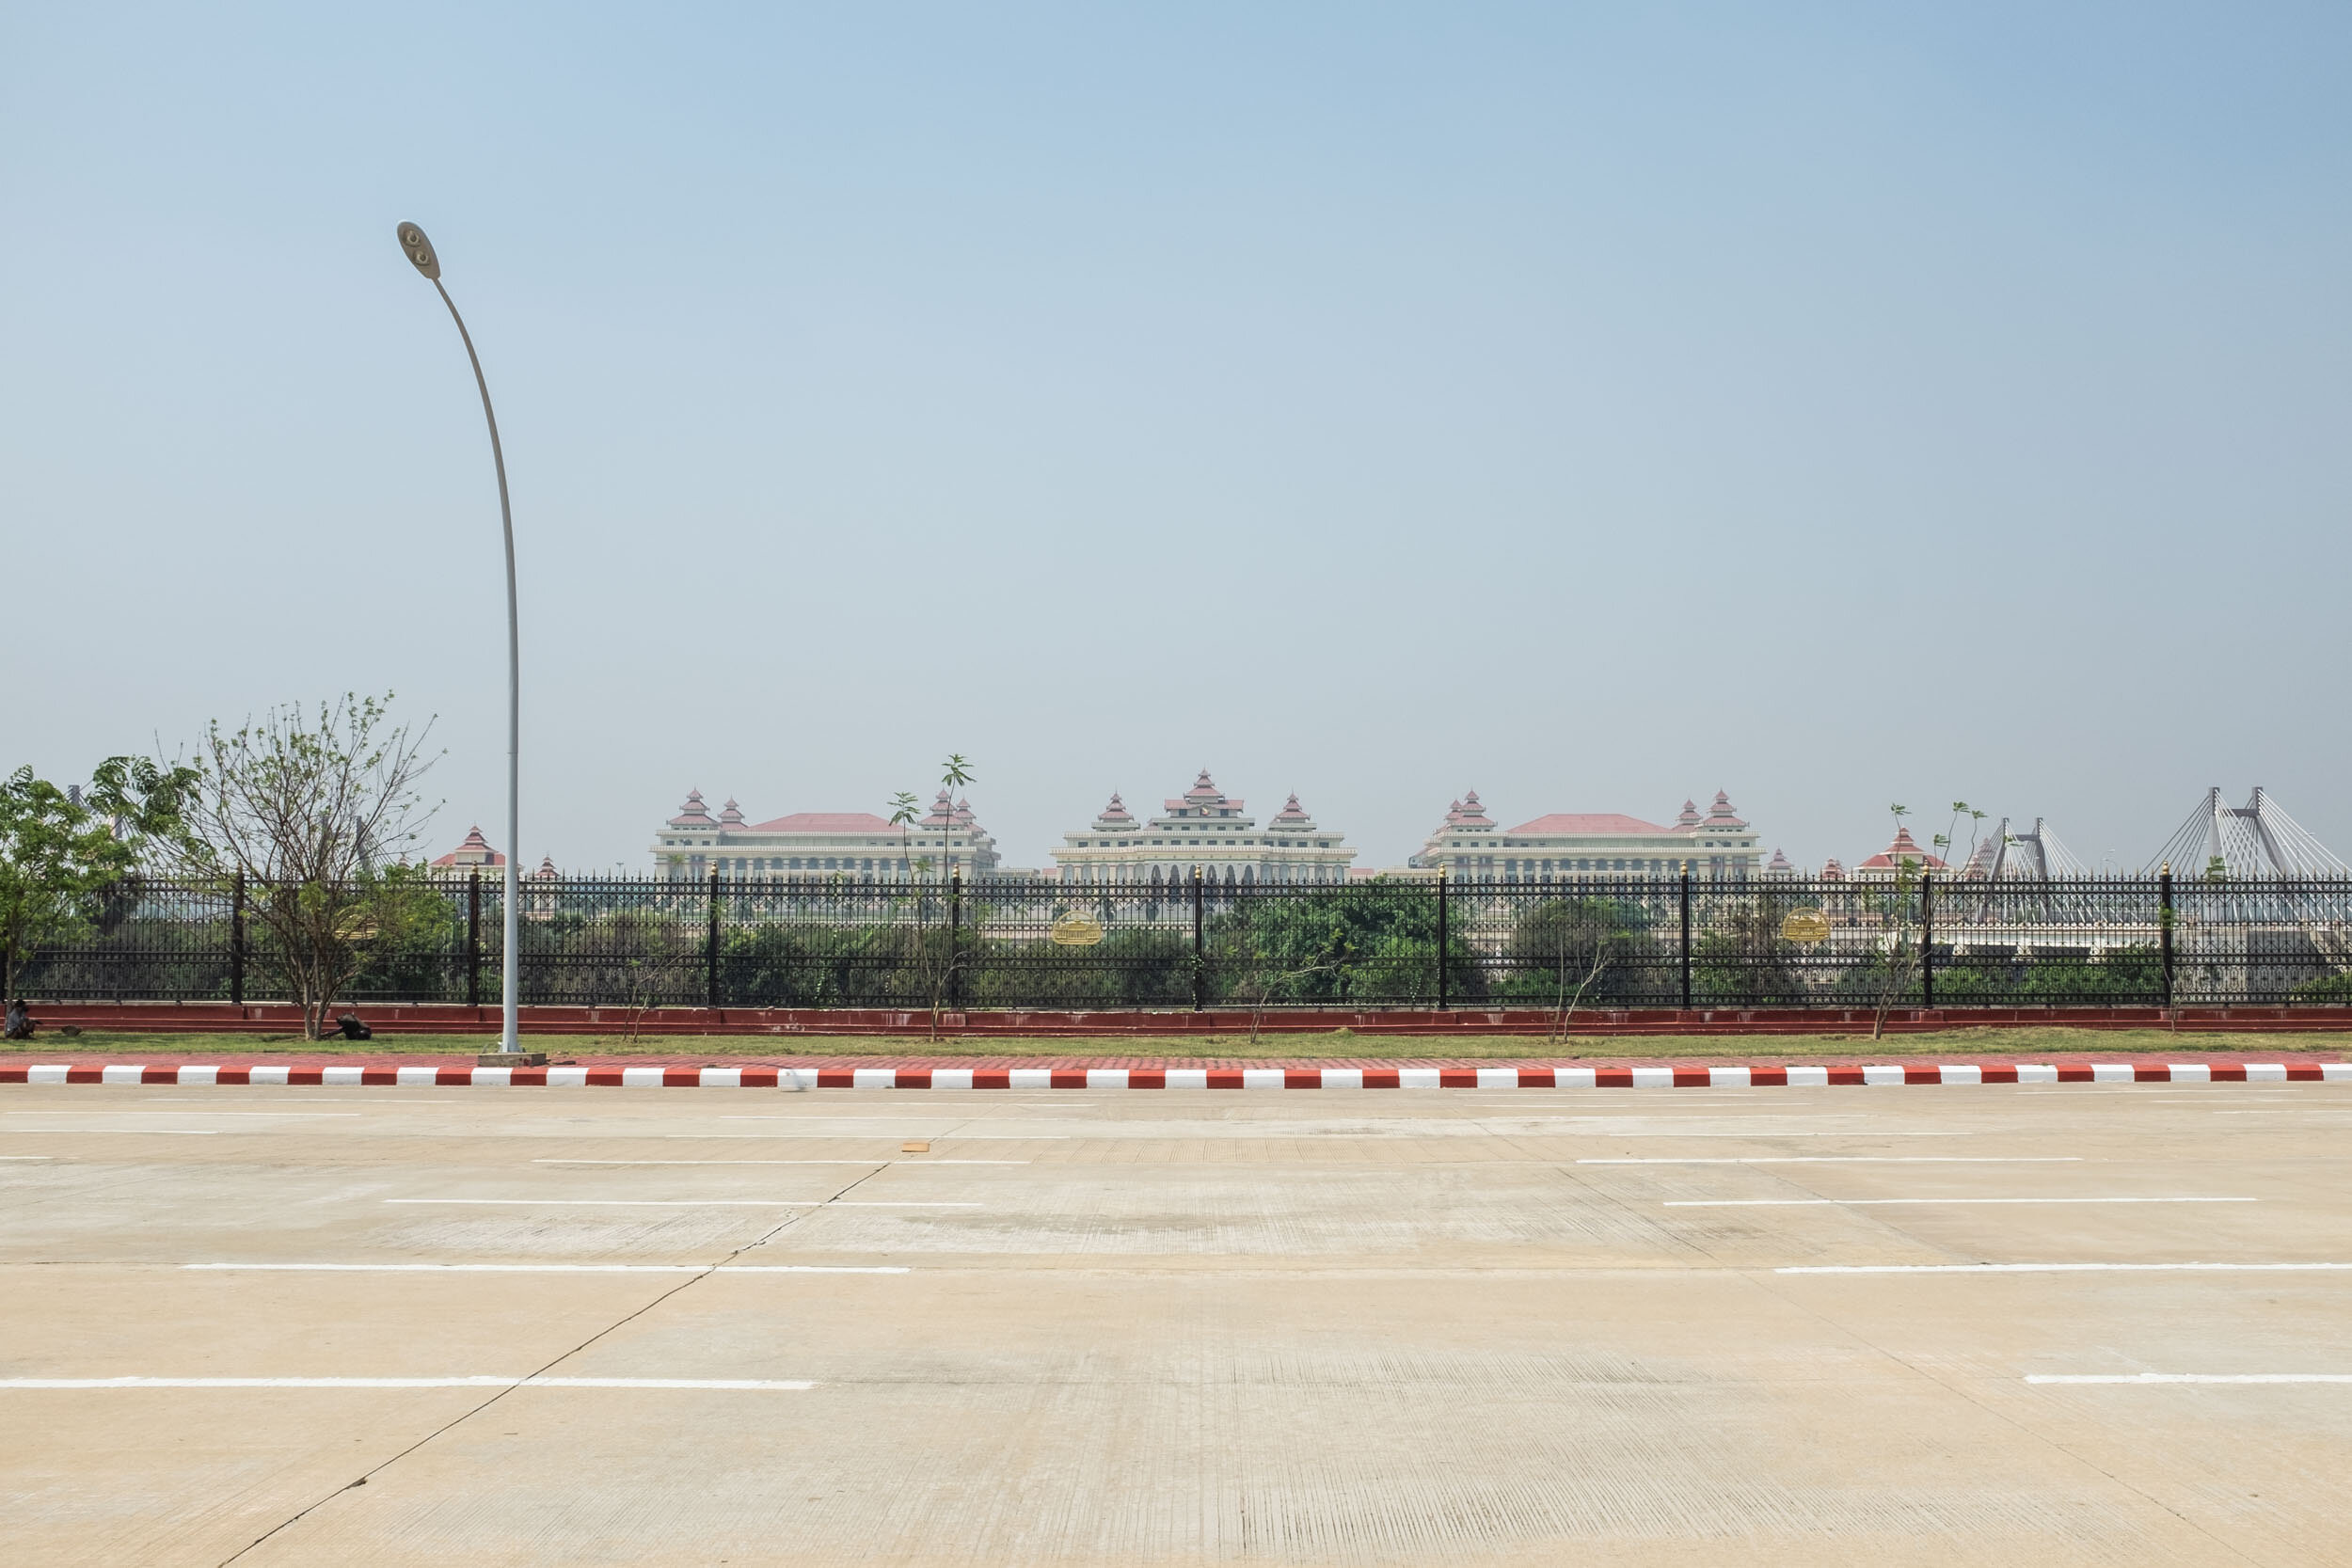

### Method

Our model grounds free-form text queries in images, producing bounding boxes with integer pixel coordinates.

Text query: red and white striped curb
[5,1061,2347,1089]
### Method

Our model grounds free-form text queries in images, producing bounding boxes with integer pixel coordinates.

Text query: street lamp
[396,221,533,1064]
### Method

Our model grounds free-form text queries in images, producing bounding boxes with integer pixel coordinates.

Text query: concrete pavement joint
[213,1163,882,1565]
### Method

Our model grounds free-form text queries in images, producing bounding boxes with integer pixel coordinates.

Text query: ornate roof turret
[532,855,560,881]
[1677,800,1702,830]
[1820,857,1848,882]
[1856,826,1947,873]
[430,825,508,868]
[1270,792,1311,828]
[1166,768,1241,817]
[667,788,717,829]
[1092,792,1136,831]
[1703,790,1747,830]
[1453,790,1496,831]
[953,797,977,827]
[1765,847,1794,876]
[718,798,746,831]
[919,789,957,829]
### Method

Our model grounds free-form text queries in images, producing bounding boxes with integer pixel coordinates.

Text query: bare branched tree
[1549,942,1613,1046]
[1871,804,1923,1042]
[173,694,443,1039]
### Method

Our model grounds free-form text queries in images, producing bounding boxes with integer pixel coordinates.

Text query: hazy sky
[7,3,2348,875]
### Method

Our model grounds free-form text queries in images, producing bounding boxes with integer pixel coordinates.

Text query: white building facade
[1409,790,1764,882]
[1049,771,1356,890]
[650,788,1008,882]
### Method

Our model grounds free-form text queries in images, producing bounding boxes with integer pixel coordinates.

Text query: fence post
[230,871,246,1007]
[947,870,962,1010]
[706,868,722,1011]
[466,871,482,1008]
[1920,872,1935,1010]
[1678,865,1692,1010]
[1190,868,1205,1013]
[1436,871,1450,1011]
[2159,863,2175,1009]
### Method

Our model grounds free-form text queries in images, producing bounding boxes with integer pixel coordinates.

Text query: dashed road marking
[1781,1261,2352,1275]
[0,1375,816,1391]
[181,1262,910,1274]
[2026,1373,2352,1386]
[384,1198,983,1208]
[1667,1196,2256,1207]
[533,1158,1028,1166]
[1582,1157,2081,1165]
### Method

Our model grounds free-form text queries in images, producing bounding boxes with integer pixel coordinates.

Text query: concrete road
[3,1082,2348,1566]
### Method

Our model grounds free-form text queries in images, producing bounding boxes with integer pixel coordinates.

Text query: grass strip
[2,1027,2344,1062]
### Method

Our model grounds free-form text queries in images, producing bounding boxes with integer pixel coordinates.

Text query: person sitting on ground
[3,1000,31,1040]
[336,1013,372,1041]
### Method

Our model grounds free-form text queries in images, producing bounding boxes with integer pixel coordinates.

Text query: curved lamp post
[396,222,526,1058]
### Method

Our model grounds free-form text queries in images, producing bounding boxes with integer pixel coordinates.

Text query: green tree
[1499,895,1658,1020]
[1210,885,1459,1007]
[887,791,921,883]
[1691,887,1807,1006]
[892,756,973,1037]
[935,754,975,883]
[0,757,198,1006]
[1868,803,1925,1039]
[173,694,444,1039]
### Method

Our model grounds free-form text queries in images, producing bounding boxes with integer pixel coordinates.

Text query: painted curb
[4,1062,2348,1089]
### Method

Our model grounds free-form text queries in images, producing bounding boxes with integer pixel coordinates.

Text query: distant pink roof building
[652,790,1008,881]
[1050,770,1355,888]
[1509,813,1672,836]
[749,812,898,834]
[1411,790,1763,882]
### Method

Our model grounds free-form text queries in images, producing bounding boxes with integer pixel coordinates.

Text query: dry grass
[2,1026,2343,1061]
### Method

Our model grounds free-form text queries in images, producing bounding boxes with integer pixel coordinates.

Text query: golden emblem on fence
[1049,913,1105,947]
[1780,908,1830,944]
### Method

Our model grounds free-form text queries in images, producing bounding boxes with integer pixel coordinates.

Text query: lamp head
[396,222,442,280]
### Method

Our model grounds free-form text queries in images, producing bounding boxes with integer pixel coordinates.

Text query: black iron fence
[15,869,2352,1010]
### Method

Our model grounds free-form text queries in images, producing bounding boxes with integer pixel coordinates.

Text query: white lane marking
[0,1376,815,1391]
[1581,1157,2082,1165]
[532,1159,1028,1166]
[2215,1109,2352,1115]
[1668,1196,2256,1207]
[667,1134,1073,1141]
[2026,1373,2352,1386]
[1555,1131,1980,1139]
[384,1198,983,1208]
[1781,1262,2352,1275]
[183,1262,911,1275]
[3,1111,361,1117]
[1480,1116,1874,1123]
[0,1129,216,1136]
[0,1155,52,1161]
